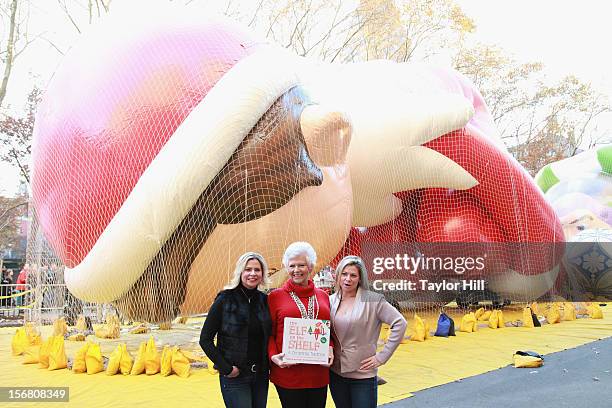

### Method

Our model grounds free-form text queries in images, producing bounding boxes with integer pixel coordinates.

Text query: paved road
[386,336,612,408]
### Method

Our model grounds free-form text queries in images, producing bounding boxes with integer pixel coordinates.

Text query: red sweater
[268,279,331,389]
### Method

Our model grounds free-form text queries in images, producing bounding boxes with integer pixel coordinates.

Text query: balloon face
[30,7,564,320]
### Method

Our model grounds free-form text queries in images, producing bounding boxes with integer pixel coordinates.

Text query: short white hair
[282,242,317,268]
[225,252,270,291]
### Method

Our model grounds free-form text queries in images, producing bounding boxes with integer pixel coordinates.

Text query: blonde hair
[334,255,370,297]
[225,252,270,291]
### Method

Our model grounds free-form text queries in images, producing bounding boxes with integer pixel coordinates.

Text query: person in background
[15,266,27,307]
[268,242,333,408]
[329,255,407,408]
[200,252,272,408]
[1,268,11,308]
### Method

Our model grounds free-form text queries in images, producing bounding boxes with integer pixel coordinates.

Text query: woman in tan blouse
[329,256,407,408]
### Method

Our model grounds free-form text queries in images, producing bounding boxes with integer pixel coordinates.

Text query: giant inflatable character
[30,6,563,321]
[535,145,612,239]
[535,146,612,300]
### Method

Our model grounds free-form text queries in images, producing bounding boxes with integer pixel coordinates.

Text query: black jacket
[199,287,272,375]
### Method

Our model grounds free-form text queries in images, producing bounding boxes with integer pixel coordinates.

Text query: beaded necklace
[289,291,318,319]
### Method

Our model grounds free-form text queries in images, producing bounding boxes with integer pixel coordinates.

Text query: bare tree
[56,0,112,34]
[0,86,40,183]
[455,43,611,174]
[204,0,474,63]
[0,194,27,253]
[0,0,18,107]
[0,0,36,107]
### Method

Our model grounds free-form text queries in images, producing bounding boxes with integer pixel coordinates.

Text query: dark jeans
[329,371,377,408]
[274,384,327,408]
[219,370,269,408]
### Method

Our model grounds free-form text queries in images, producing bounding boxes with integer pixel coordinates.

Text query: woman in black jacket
[200,252,272,408]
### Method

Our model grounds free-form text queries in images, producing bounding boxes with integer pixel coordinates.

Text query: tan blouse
[330,288,407,379]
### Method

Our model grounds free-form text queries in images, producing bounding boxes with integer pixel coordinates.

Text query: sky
[457,0,612,97]
[1,0,611,197]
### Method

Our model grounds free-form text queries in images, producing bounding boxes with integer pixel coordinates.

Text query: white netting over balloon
[26,6,567,324]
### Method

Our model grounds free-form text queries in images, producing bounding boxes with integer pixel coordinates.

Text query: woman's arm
[267,291,296,368]
[267,291,280,359]
[199,293,233,375]
[374,298,407,364]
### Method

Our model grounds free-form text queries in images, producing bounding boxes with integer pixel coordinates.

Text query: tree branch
[0,0,18,108]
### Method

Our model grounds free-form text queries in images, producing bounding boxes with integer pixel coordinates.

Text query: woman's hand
[226,366,240,378]
[359,355,381,371]
[323,346,334,367]
[271,352,296,368]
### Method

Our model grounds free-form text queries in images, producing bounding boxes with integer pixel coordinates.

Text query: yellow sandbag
[107,313,120,325]
[488,310,499,329]
[478,310,492,321]
[460,313,478,333]
[76,315,88,332]
[401,325,410,344]
[174,316,188,324]
[424,319,431,340]
[39,337,53,369]
[379,324,390,342]
[24,322,39,338]
[171,348,191,378]
[530,302,539,315]
[410,314,426,342]
[53,317,68,337]
[144,336,160,375]
[94,327,109,339]
[72,342,89,374]
[130,342,146,375]
[86,342,104,375]
[23,345,40,364]
[160,346,173,377]
[48,336,68,370]
[129,323,150,334]
[181,350,207,363]
[107,321,120,339]
[513,354,543,368]
[11,328,28,356]
[13,323,42,356]
[106,314,120,339]
[29,333,42,347]
[587,303,603,319]
[523,307,534,328]
[94,314,120,339]
[120,344,133,375]
[562,303,576,321]
[159,322,172,330]
[497,310,505,328]
[106,344,123,375]
[546,304,561,324]
[474,307,485,320]
[67,333,86,342]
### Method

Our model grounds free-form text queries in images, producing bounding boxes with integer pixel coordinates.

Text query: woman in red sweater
[268,242,333,408]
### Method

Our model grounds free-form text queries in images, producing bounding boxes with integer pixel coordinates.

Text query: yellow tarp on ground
[1,307,610,408]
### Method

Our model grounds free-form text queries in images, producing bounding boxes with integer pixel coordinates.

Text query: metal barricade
[0,283,33,320]
[1,283,101,324]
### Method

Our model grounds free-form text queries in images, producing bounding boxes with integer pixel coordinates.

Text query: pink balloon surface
[32,20,262,267]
